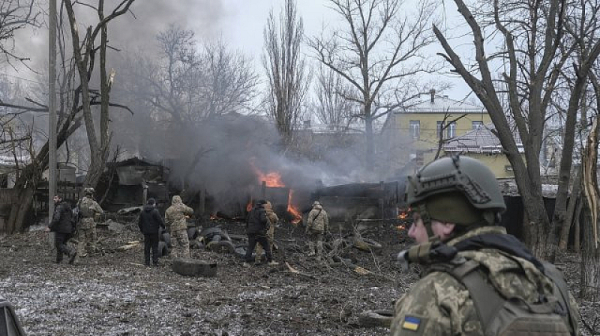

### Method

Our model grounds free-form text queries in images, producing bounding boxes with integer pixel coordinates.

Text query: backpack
[430,259,576,336]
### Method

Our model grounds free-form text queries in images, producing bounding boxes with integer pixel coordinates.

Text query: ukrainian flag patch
[402,316,421,331]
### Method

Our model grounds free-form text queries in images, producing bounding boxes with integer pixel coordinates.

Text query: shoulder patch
[402,315,421,331]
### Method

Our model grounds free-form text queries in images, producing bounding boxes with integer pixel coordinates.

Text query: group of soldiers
[47,188,330,268]
[46,187,103,265]
[47,155,582,335]
[242,198,331,268]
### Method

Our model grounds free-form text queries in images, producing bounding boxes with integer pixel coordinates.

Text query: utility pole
[48,0,57,221]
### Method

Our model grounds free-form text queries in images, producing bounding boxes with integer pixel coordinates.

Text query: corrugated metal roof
[443,124,524,153]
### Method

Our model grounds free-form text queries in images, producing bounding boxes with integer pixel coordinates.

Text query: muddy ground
[1,217,599,336]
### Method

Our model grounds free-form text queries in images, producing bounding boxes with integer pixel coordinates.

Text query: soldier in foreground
[165,195,194,259]
[74,187,104,264]
[391,156,579,336]
[305,201,329,258]
[46,195,77,264]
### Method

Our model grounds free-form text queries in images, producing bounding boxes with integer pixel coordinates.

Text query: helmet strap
[417,203,435,238]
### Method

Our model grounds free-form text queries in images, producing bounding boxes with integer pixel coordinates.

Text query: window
[437,121,445,139]
[409,120,420,139]
[446,122,456,138]
[472,121,483,130]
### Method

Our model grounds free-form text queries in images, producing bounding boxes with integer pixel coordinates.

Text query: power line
[0,73,45,85]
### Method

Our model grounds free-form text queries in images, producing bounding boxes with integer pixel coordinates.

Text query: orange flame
[250,158,284,187]
[397,206,411,220]
[396,225,406,231]
[287,190,302,224]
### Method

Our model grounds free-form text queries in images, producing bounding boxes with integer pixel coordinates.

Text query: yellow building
[380,91,519,178]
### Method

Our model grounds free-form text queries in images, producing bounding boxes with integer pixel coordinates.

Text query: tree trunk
[559,167,582,251]
[579,206,600,300]
[84,155,107,189]
[6,186,36,233]
[574,203,581,251]
[580,115,600,299]
[520,193,552,259]
[365,116,374,170]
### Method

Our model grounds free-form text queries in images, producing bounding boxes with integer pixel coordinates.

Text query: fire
[250,158,284,187]
[397,206,411,220]
[287,189,302,225]
[248,157,302,224]
[396,225,406,231]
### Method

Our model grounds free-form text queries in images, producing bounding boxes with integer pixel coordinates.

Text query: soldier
[255,200,278,263]
[138,198,165,266]
[46,195,77,264]
[305,201,329,257]
[391,156,579,336]
[74,187,104,264]
[164,195,193,259]
[244,200,278,267]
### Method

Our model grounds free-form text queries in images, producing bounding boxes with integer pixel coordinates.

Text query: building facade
[380,90,518,177]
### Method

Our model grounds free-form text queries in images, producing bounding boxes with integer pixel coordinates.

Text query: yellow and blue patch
[402,315,421,331]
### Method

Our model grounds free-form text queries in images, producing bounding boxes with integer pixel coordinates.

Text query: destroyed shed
[309,180,407,226]
[98,157,170,212]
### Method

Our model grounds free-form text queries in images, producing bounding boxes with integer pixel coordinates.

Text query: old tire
[187,227,198,240]
[171,258,217,277]
[200,227,221,239]
[206,240,235,254]
[358,310,394,328]
[219,229,231,241]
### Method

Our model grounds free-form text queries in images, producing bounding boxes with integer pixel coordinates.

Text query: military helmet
[83,187,95,196]
[406,156,506,225]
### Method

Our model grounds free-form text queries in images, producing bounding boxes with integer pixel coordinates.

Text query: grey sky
[6,0,471,102]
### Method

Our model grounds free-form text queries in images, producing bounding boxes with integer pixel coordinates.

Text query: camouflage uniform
[165,195,194,259]
[390,226,581,335]
[255,201,278,263]
[75,193,104,263]
[391,156,579,336]
[306,201,329,257]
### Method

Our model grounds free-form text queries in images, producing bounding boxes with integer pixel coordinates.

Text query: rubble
[0,217,597,335]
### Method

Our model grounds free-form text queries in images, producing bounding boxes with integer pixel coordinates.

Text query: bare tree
[309,0,440,169]
[151,25,201,125]
[0,0,40,66]
[263,0,310,148]
[64,0,135,188]
[310,64,357,129]
[580,113,600,300]
[122,26,258,128]
[433,0,600,259]
[200,39,259,120]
